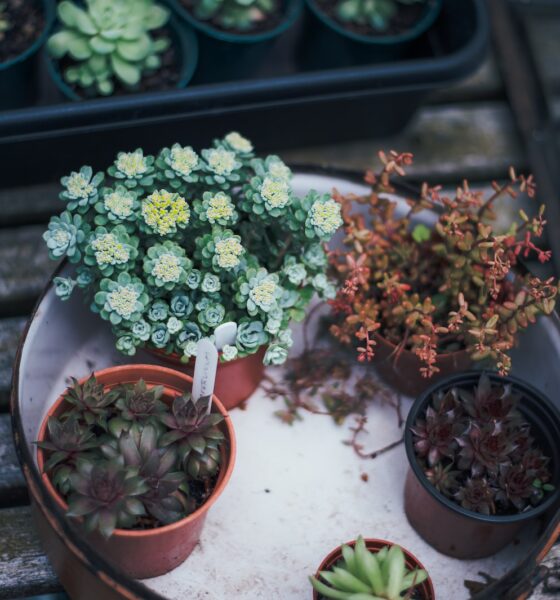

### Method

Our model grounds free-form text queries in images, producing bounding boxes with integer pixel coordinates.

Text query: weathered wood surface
[0,505,62,599]
[0,225,55,316]
[0,415,26,508]
[0,317,26,411]
[283,102,525,182]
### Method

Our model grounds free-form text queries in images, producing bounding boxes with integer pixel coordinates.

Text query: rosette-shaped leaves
[156,144,201,188]
[454,477,496,515]
[201,147,242,187]
[67,459,149,538]
[159,393,225,479]
[190,0,277,31]
[64,374,116,427]
[334,0,424,32]
[109,148,155,189]
[93,272,149,325]
[43,211,88,263]
[85,225,139,276]
[140,189,190,236]
[47,0,171,96]
[143,241,192,290]
[94,185,139,226]
[60,166,104,211]
[193,191,238,226]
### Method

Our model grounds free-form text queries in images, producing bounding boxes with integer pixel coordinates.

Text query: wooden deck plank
[0,317,26,411]
[0,505,61,599]
[0,414,27,507]
[0,225,55,316]
[283,102,525,182]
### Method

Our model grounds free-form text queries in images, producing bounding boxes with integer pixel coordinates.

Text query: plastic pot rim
[0,0,55,71]
[404,369,560,524]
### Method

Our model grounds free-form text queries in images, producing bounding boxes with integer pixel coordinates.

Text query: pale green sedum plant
[191,0,276,32]
[47,0,171,96]
[335,0,425,32]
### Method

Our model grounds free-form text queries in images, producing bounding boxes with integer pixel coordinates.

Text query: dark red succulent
[454,477,496,515]
[64,375,116,427]
[410,405,465,467]
[114,380,166,423]
[424,463,460,497]
[459,373,519,423]
[495,464,538,511]
[456,422,516,477]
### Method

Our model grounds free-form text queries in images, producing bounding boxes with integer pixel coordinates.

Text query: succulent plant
[159,393,225,478]
[330,152,558,378]
[189,0,277,32]
[333,0,425,32]
[411,374,555,515]
[47,0,171,96]
[38,415,98,471]
[67,459,149,538]
[38,375,228,539]
[310,536,428,600]
[44,133,342,366]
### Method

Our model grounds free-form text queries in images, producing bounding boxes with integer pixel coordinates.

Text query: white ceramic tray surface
[16,172,560,599]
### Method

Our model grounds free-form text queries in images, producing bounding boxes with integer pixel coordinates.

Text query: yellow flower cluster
[152,253,182,283]
[92,234,130,266]
[116,150,148,178]
[142,190,190,236]
[107,285,138,318]
[215,237,244,269]
[206,193,234,223]
[170,146,198,176]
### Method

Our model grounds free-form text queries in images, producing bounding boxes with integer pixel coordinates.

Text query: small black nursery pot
[404,371,560,559]
[0,0,54,110]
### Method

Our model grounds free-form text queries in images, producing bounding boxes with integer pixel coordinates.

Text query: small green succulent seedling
[335,0,425,32]
[38,375,227,539]
[0,2,11,42]
[191,0,277,31]
[310,536,428,600]
[47,0,171,96]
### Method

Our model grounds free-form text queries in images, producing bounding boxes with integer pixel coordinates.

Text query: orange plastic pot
[145,345,267,410]
[372,333,471,397]
[36,364,236,579]
[312,538,435,599]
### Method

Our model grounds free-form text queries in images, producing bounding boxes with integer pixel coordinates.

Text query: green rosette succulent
[93,272,148,325]
[143,240,192,290]
[190,0,276,31]
[200,147,242,187]
[45,133,342,366]
[94,185,140,227]
[217,131,254,160]
[334,0,425,32]
[44,211,88,263]
[196,229,245,272]
[242,174,292,218]
[47,0,171,97]
[193,191,238,226]
[60,166,104,212]
[108,149,156,190]
[84,225,139,276]
[155,144,201,189]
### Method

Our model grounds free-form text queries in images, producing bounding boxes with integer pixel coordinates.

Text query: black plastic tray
[0,0,488,187]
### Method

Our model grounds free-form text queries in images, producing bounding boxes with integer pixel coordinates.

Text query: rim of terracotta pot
[145,344,267,366]
[404,370,560,524]
[312,538,435,600]
[36,363,236,538]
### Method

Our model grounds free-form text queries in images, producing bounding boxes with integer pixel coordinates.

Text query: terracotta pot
[145,345,267,410]
[312,538,435,600]
[37,364,236,579]
[372,333,471,397]
[404,372,560,559]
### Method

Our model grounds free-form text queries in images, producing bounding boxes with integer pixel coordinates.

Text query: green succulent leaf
[111,54,141,85]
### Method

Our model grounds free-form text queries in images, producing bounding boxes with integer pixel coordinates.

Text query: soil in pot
[312,538,435,600]
[404,371,560,559]
[0,0,44,64]
[36,364,236,579]
[313,0,428,38]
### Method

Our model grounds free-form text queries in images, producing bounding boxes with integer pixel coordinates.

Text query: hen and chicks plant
[47,0,171,96]
[38,375,225,538]
[310,536,428,599]
[329,151,558,378]
[44,133,342,367]
[411,373,554,515]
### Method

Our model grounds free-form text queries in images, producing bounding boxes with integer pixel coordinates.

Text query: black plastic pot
[0,0,488,188]
[404,371,560,559]
[169,0,303,83]
[46,17,198,101]
[0,0,54,110]
[303,0,442,68]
